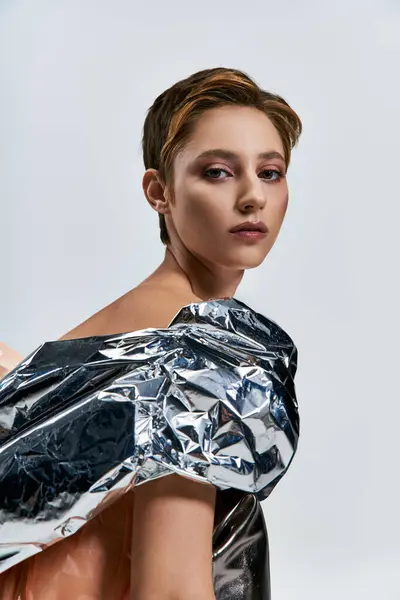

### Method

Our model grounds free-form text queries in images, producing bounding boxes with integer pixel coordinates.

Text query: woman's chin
[233,247,271,269]
[216,252,269,271]
[242,257,267,270]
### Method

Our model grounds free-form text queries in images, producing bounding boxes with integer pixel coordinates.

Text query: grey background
[1,1,399,597]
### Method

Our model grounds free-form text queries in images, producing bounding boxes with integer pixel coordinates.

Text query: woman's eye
[260,169,285,182]
[203,167,285,182]
[203,167,230,179]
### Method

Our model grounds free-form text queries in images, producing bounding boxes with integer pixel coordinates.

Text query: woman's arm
[130,473,217,600]
[53,285,218,599]
[125,284,218,600]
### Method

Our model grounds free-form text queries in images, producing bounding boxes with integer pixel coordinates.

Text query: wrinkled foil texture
[0,298,299,574]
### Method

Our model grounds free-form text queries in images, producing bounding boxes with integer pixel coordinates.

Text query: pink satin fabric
[0,491,135,599]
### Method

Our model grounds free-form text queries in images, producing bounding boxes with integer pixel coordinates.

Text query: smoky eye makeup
[200,163,286,182]
[202,164,231,174]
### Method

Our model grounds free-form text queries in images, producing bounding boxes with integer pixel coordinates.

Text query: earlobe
[142,169,170,215]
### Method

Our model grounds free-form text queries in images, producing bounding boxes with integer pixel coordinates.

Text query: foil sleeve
[0,298,299,574]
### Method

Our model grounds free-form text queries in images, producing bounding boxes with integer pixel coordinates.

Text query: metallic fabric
[213,490,271,599]
[0,297,299,597]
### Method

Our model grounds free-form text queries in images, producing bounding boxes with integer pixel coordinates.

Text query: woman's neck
[144,247,244,302]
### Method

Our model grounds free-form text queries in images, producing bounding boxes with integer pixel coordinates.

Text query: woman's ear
[142,169,171,216]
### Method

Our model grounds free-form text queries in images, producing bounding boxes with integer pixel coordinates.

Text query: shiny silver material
[0,298,299,597]
[213,490,271,599]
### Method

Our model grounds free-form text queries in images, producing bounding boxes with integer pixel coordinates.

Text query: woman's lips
[230,230,267,240]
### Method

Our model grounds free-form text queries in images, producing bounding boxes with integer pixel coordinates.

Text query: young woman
[0,67,302,599]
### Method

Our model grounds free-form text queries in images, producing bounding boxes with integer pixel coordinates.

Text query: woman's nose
[236,177,267,212]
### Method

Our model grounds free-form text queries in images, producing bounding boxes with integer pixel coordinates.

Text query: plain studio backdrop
[1,1,399,598]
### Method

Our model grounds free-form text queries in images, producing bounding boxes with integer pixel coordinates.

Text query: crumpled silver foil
[0,297,299,575]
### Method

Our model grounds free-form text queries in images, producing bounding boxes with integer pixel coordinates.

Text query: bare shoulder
[120,282,201,329]
[58,283,201,341]
[0,342,24,377]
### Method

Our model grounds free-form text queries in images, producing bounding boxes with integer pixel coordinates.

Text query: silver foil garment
[0,297,300,598]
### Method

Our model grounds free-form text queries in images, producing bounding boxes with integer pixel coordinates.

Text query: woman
[0,67,302,599]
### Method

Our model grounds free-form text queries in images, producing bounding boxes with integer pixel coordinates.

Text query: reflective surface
[0,298,299,597]
[213,490,271,599]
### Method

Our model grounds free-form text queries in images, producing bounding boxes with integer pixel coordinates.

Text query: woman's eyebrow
[194,149,285,162]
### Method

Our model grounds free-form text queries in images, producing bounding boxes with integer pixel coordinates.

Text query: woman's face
[165,105,289,270]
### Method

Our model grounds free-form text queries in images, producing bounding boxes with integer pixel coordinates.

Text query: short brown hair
[142,67,303,245]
